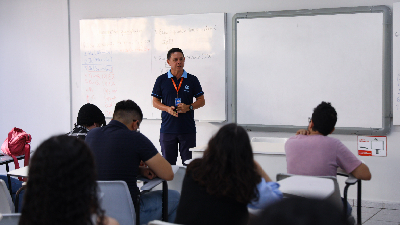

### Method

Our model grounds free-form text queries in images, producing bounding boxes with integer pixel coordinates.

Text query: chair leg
[357,180,362,225]
[135,195,140,225]
[6,164,13,198]
[344,184,350,217]
[162,181,168,222]
[15,185,26,212]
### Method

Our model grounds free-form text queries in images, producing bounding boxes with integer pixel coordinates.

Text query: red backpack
[1,127,31,174]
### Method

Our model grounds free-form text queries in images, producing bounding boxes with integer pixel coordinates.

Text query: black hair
[19,135,104,225]
[311,101,337,136]
[187,123,261,204]
[113,99,143,122]
[249,197,350,225]
[167,48,184,59]
[77,103,106,127]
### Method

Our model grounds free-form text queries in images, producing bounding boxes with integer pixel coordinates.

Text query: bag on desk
[1,127,31,181]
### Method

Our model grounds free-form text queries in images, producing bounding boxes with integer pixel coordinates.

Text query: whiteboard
[80,13,226,121]
[393,2,400,125]
[233,6,391,135]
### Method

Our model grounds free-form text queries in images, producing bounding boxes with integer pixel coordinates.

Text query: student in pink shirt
[285,101,371,216]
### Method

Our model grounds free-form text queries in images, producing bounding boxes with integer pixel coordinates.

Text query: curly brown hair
[187,123,261,204]
[19,135,105,225]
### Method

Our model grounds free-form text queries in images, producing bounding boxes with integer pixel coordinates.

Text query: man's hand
[166,106,178,117]
[140,167,157,180]
[176,103,190,113]
[296,129,310,135]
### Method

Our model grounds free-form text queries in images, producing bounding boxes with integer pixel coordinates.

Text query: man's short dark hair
[77,103,106,127]
[311,101,337,136]
[167,48,184,60]
[113,100,143,123]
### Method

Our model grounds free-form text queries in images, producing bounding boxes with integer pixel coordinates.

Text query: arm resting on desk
[350,163,371,181]
[145,153,174,181]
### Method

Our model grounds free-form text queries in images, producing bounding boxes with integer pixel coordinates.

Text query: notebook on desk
[139,165,179,191]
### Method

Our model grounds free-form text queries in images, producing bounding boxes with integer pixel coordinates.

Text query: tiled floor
[351,202,400,224]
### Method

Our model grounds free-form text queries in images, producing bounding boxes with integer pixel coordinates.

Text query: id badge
[175,98,181,107]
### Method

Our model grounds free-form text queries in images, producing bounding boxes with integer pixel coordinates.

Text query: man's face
[167,52,185,72]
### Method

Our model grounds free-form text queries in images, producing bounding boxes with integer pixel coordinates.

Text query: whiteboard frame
[232,6,392,135]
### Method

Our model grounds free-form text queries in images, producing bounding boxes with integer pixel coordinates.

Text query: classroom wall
[1,0,400,203]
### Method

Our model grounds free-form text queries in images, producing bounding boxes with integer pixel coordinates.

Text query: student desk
[0,154,25,197]
[7,166,28,212]
[9,166,178,220]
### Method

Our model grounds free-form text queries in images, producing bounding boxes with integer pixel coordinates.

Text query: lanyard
[171,77,183,98]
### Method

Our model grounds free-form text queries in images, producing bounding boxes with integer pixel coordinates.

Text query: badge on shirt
[175,98,181,107]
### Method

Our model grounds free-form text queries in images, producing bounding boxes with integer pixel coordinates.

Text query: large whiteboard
[233,6,391,135]
[80,13,226,121]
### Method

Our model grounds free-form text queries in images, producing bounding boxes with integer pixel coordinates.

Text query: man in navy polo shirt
[86,99,180,224]
[152,48,205,165]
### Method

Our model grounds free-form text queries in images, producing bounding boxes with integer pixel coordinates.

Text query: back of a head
[19,135,102,225]
[250,197,350,225]
[77,103,106,127]
[311,101,337,136]
[188,123,260,203]
[204,123,253,166]
[112,99,143,124]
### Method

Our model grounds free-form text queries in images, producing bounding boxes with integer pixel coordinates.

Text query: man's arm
[350,163,371,180]
[177,95,205,113]
[144,153,174,180]
[152,96,178,117]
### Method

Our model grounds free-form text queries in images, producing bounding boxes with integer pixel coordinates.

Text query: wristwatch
[189,104,194,111]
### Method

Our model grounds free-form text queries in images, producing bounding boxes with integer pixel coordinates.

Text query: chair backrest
[0,213,21,225]
[276,173,343,210]
[0,180,14,214]
[97,181,135,225]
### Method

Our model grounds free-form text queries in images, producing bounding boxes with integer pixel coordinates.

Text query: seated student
[249,197,351,225]
[67,103,106,140]
[285,101,371,215]
[85,99,180,225]
[19,135,119,225]
[175,123,282,225]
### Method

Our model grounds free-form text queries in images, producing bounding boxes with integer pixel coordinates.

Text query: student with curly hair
[19,135,118,225]
[174,123,282,225]
[285,101,371,216]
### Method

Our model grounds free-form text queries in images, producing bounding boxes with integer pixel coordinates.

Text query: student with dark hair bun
[175,123,282,225]
[19,135,118,225]
[67,103,106,140]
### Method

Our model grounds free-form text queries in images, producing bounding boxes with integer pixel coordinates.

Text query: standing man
[152,48,205,165]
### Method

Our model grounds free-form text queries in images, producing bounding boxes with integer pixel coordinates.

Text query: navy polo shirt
[152,70,204,134]
[85,120,158,204]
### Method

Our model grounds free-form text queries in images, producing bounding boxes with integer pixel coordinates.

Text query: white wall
[1,0,400,203]
[0,0,70,172]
